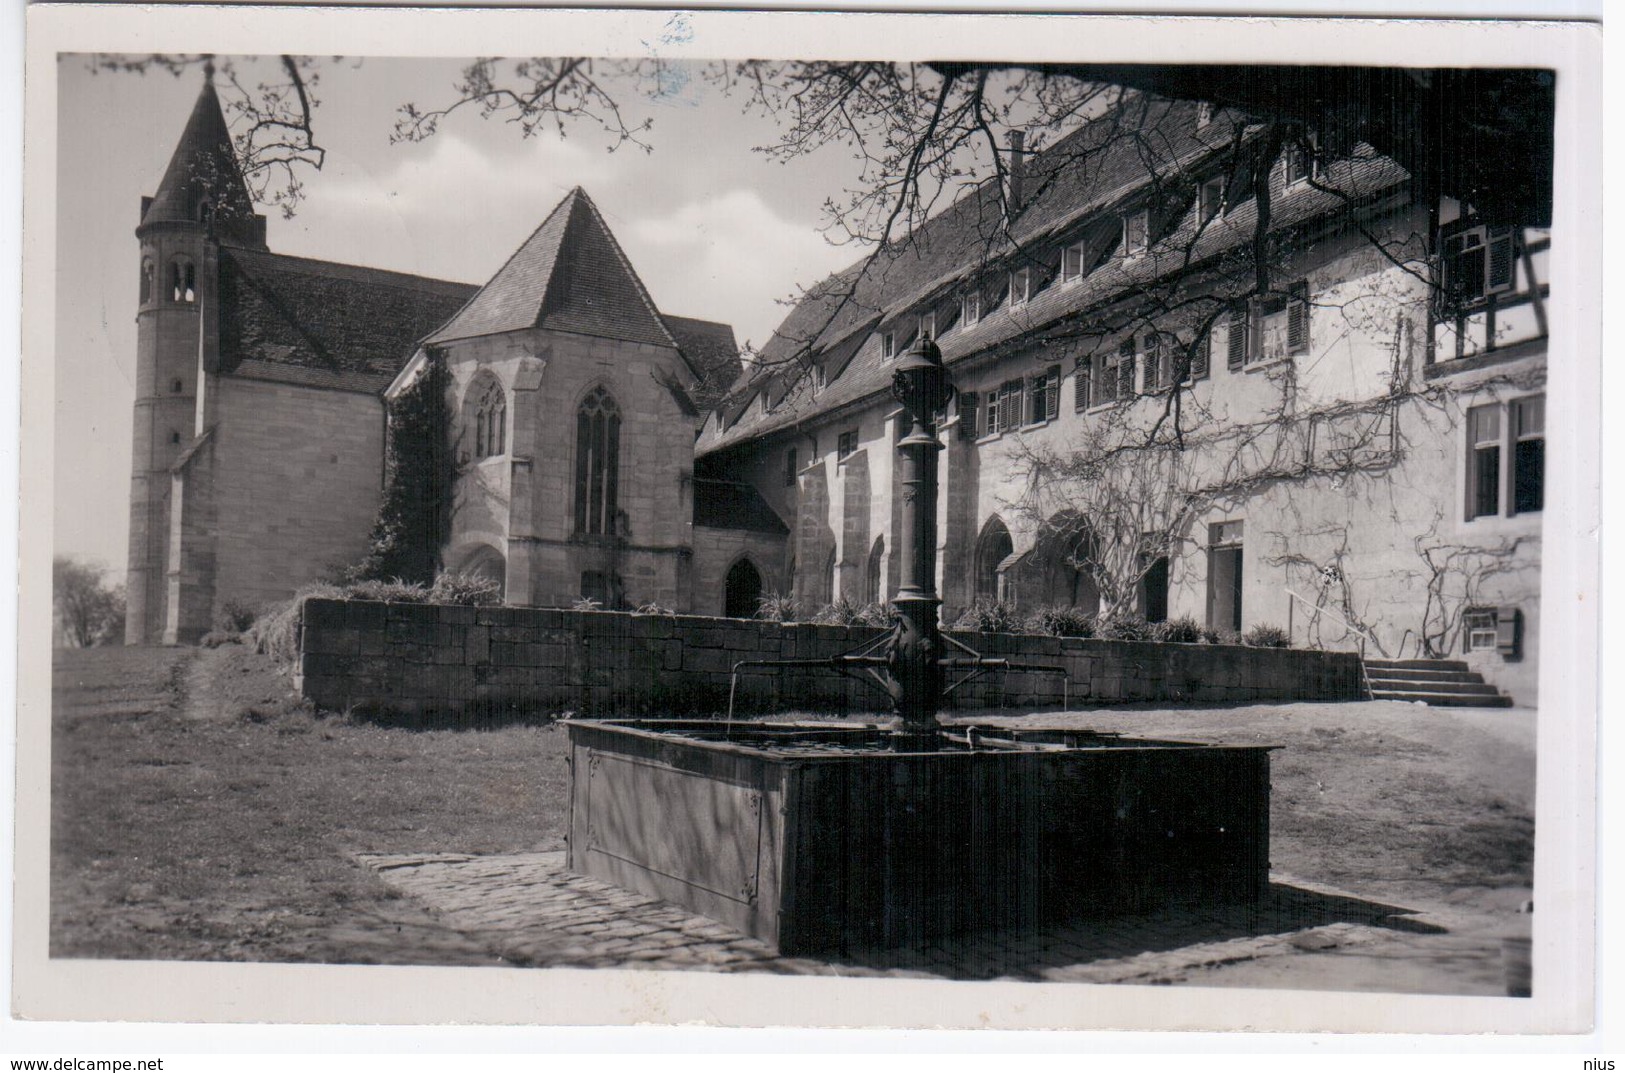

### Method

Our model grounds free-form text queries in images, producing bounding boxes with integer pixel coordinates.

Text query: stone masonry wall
[297,598,1361,721]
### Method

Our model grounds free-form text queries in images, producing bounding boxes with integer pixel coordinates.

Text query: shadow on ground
[812,882,1444,981]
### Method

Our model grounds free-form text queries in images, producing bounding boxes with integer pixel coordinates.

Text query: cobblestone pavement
[359,846,1513,992]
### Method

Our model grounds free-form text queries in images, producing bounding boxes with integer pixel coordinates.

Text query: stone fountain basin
[565,719,1276,956]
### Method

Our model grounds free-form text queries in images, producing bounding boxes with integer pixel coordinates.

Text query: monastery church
[126,75,753,644]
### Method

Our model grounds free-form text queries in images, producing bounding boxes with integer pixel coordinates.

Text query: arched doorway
[724,558,763,619]
[974,517,1014,604]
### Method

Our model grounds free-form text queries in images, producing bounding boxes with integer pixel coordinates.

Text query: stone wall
[296,599,1361,721]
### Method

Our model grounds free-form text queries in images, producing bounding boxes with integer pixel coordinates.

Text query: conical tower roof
[425,187,680,352]
[139,71,262,245]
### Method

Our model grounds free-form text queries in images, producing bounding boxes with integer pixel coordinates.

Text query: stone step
[1370,689,1515,708]
[1366,676,1503,696]
[1364,658,1471,672]
[1363,666,1486,684]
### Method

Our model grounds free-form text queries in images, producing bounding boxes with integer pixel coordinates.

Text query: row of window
[139,257,198,305]
[788,391,1546,536]
[860,139,1326,374]
[952,289,1307,441]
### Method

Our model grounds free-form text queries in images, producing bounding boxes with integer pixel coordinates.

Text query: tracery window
[474,378,507,459]
[574,386,621,536]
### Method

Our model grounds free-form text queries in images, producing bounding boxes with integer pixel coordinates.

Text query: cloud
[619,189,858,346]
[272,131,618,287]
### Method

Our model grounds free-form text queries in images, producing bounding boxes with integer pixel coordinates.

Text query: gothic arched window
[140,259,154,305]
[474,378,506,459]
[170,258,196,304]
[574,386,621,536]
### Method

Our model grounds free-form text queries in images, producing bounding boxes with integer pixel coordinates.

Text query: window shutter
[1287,282,1310,354]
[1001,381,1022,430]
[1075,358,1092,411]
[1192,332,1211,380]
[1494,605,1521,658]
[1227,304,1247,370]
[1117,338,1136,399]
[959,391,979,440]
[1045,365,1061,420]
[1486,228,1516,293]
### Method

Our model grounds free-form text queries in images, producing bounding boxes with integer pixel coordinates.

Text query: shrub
[427,572,502,606]
[1202,626,1242,646]
[856,602,893,628]
[1098,615,1152,641]
[343,578,431,604]
[633,601,675,616]
[1243,623,1291,648]
[248,582,342,663]
[755,592,799,623]
[1027,606,1096,638]
[214,598,257,635]
[1152,615,1203,643]
[953,601,1025,634]
[571,597,603,612]
[812,597,871,626]
[199,629,241,649]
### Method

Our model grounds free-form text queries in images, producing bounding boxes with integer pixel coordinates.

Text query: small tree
[53,556,126,647]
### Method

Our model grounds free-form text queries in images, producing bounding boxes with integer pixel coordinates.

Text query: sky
[53,55,870,581]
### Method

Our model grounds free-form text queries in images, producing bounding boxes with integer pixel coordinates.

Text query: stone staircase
[1362,658,1514,708]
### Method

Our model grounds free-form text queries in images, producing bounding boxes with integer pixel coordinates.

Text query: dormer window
[1009,267,1033,308]
[1282,134,1323,187]
[812,363,827,396]
[961,292,982,327]
[1061,243,1086,284]
[1122,209,1150,257]
[881,332,897,360]
[170,258,196,304]
[919,312,936,341]
[1196,101,1214,129]
[1199,176,1225,223]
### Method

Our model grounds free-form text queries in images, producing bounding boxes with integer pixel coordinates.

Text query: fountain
[566,338,1276,956]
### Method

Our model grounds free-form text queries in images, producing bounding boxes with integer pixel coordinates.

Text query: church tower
[126,67,266,643]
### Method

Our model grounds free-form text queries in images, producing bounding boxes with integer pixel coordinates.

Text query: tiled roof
[217,247,477,384]
[698,96,1409,456]
[140,79,263,248]
[229,358,396,395]
[692,479,790,534]
[663,314,741,413]
[426,187,680,352]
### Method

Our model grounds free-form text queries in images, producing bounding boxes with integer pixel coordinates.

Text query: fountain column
[887,337,955,748]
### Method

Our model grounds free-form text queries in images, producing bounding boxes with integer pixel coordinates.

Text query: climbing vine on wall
[346,354,455,584]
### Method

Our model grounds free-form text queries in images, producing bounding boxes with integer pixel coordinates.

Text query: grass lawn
[50,643,1535,965]
[51,643,567,964]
